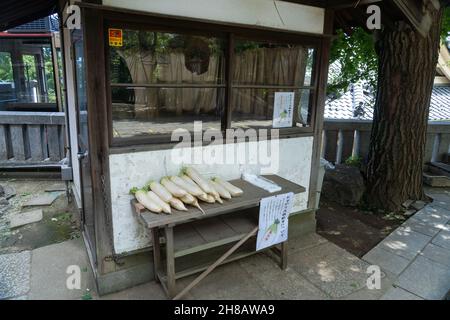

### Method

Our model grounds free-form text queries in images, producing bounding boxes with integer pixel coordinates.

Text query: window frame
[104,16,323,148]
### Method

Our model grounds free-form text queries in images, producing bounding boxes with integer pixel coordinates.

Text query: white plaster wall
[109,136,313,254]
[102,0,324,34]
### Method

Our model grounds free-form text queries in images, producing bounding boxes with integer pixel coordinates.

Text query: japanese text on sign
[256,192,294,251]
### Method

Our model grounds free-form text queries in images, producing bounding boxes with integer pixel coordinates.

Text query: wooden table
[132,175,305,299]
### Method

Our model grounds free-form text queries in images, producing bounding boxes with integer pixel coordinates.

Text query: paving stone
[23,192,63,207]
[427,193,450,210]
[379,227,431,260]
[289,243,373,298]
[411,200,426,211]
[287,233,328,253]
[401,217,449,237]
[431,229,450,250]
[28,238,96,300]
[0,251,31,299]
[380,287,423,300]
[9,209,43,228]
[413,205,450,224]
[44,184,67,192]
[395,256,450,300]
[340,275,394,300]
[363,246,411,276]
[7,295,28,300]
[421,243,450,267]
[101,281,167,300]
[178,260,270,300]
[3,185,16,200]
[239,253,328,300]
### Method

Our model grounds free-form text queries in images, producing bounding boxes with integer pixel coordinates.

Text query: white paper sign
[272,92,295,128]
[256,192,294,251]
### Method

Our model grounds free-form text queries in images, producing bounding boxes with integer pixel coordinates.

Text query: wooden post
[321,129,326,159]
[165,226,176,298]
[151,228,161,282]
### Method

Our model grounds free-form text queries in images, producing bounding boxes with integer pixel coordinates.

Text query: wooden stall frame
[74,2,334,279]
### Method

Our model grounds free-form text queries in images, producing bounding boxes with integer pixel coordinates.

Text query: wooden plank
[134,175,305,229]
[164,226,176,298]
[173,223,206,255]
[173,226,258,300]
[28,125,44,161]
[193,217,237,243]
[221,213,257,234]
[46,125,61,161]
[0,125,8,160]
[10,125,25,161]
[151,228,161,282]
[0,111,66,125]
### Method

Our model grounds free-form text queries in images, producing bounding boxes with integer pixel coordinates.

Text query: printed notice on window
[256,192,294,251]
[272,92,294,128]
[108,28,123,47]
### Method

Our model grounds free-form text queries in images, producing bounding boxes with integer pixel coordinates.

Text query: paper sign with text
[256,192,294,251]
[272,92,294,128]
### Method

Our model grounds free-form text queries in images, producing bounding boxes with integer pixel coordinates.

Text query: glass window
[108,29,226,138]
[0,37,57,111]
[231,39,315,129]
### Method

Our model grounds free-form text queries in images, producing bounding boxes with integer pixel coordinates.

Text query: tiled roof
[325,83,450,121]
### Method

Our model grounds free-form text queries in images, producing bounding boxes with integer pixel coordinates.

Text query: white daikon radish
[179,174,206,196]
[205,194,216,203]
[179,193,196,204]
[171,175,204,197]
[160,177,187,198]
[146,189,171,214]
[180,195,205,214]
[210,179,232,199]
[147,181,172,202]
[213,193,223,204]
[182,167,213,194]
[213,177,243,197]
[206,180,222,202]
[168,198,187,211]
[130,187,162,213]
[198,193,215,203]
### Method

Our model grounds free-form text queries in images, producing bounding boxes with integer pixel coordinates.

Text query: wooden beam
[83,7,115,273]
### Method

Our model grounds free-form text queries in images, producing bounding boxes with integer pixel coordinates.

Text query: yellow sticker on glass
[108,28,123,47]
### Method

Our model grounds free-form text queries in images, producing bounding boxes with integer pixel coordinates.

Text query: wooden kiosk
[58,0,334,295]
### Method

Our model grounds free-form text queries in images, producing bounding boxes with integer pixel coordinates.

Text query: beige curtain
[116,46,307,120]
[232,46,308,120]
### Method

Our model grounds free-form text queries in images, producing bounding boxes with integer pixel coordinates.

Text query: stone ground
[0,179,80,255]
[363,187,450,300]
[1,182,449,300]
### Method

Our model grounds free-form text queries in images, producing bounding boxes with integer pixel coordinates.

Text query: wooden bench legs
[164,226,177,298]
[150,226,288,300]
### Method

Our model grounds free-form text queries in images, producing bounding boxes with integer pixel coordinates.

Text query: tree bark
[366,5,443,212]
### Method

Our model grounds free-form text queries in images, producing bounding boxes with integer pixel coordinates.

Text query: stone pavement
[363,189,450,300]
[1,189,449,300]
[0,238,95,300]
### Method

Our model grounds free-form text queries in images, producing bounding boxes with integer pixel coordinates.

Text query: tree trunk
[366,6,443,212]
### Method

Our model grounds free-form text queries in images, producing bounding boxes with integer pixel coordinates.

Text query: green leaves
[328,27,378,98]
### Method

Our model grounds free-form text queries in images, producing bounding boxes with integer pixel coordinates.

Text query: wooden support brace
[173,226,259,300]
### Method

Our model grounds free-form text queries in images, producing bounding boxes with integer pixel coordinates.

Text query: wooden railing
[322,119,450,164]
[0,111,66,167]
